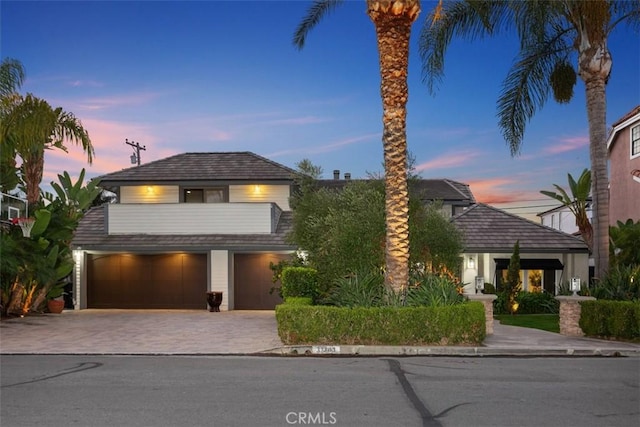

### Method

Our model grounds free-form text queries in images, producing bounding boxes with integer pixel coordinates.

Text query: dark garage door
[234,253,289,310]
[88,253,207,309]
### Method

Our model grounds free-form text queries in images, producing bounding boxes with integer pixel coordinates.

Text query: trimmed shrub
[580,300,640,340]
[283,297,313,306]
[482,283,496,294]
[275,302,486,346]
[281,267,319,300]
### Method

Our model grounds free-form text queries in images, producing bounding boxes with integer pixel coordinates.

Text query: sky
[2,0,639,221]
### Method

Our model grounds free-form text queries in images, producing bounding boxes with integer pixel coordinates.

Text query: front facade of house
[453,204,590,295]
[71,152,297,311]
[607,105,640,225]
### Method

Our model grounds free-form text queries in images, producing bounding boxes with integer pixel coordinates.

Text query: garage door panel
[88,253,207,309]
[234,253,288,310]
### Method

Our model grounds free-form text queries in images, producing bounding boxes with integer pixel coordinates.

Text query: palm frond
[293,0,345,49]
[419,0,512,94]
[497,28,572,155]
[0,58,25,98]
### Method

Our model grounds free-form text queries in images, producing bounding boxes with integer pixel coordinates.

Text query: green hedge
[281,267,319,300]
[275,301,485,346]
[580,300,640,340]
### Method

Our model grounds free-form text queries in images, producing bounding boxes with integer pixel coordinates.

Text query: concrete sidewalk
[1,309,639,357]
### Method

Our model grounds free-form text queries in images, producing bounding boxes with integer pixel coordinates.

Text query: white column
[210,250,230,311]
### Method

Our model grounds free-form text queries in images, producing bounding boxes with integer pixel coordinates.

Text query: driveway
[0,310,283,355]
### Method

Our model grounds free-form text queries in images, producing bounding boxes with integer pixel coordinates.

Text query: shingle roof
[451,203,588,253]
[71,206,296,251]
[317,178,475,203]
[95,152,298,184]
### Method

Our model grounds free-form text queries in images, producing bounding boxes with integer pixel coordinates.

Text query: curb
[260,345,640,358]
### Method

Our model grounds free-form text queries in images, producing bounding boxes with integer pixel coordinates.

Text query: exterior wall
[539,207,592,235]
[73,250,87,309]
[120,185,179,203]
[210,250,230,311]
[229,184,291,211]
[462,251,589,294]
[609,123,640,224]
[106,203,276,234]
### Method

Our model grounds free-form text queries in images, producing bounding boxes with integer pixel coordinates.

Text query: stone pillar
[555,295,596,336]
[467,294,498,335]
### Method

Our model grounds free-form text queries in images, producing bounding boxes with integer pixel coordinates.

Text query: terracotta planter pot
[47,299,65,314]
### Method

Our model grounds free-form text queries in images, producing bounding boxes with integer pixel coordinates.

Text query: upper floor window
[184,188,226,203]
[632,124,640,158]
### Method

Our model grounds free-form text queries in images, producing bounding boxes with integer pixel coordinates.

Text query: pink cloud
[414,150,480,172]
[543,135,588,154]
[73,92,161,111]
[467,177,526,204]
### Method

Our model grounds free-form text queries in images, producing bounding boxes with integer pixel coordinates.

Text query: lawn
[494,314,560,333]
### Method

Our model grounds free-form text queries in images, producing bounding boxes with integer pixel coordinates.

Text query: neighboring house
[537,201,593,236]
[452,204,589,295]
[320,171,476,217]
[71,152,297,311]
[607,105,640,225]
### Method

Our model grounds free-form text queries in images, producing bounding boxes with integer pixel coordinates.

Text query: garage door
[87,253,207,309]
[234,253,289,310]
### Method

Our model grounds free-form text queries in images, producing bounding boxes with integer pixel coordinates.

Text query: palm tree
[0,58,26,193]
[0,58,25,98]
[541,169,593,252]
[294,0,421,295]
[3,94,94,205]
[420,0,639,279]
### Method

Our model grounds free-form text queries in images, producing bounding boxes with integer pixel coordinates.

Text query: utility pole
[125,139,146,166]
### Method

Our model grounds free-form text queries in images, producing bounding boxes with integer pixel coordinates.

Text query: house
[320,171,476,217]
[452,204,589,295]
[607,105,640,225]
[71,152,297,311]
[537,202,592,236]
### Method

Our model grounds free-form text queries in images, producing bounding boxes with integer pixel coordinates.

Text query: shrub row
[580,300,640,340]
[275,301,486,346]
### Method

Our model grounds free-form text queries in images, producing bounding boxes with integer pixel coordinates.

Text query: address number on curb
[312,345,341,354]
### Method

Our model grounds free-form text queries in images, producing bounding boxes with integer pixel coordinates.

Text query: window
[632,125,640,158]
[184,188,226,203]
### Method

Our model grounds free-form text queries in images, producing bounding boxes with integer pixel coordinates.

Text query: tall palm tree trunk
[367,1,420,293]
[584,77,609,280]
[23,151,44,206]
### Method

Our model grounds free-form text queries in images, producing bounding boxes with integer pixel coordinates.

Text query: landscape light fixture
[570,277,581,296]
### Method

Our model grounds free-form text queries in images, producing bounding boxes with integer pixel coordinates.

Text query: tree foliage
[288,159,464,290]
[541,168,593,252]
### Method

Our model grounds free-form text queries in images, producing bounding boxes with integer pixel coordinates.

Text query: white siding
[120,186,179,203]
[211,250,229,311]
[107,203,273,234]
[229,184,290,211]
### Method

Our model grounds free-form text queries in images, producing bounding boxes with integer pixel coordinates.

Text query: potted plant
[46,282,67,314]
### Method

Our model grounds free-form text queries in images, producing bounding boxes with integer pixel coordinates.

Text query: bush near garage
[580,300,640,340]
[275,301,486,346]
[280,267,319,301]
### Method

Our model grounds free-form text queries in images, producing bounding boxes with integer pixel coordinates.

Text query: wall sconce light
[146,186,154,195]
[253,185,261,194]
[467,256,475,269]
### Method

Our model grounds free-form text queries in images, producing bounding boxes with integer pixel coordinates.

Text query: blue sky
[2,0,639,219]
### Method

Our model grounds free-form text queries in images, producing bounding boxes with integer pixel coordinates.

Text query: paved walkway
[1,309,639,356]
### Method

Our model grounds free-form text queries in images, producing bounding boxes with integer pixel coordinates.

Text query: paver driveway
[0,310,283,355]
